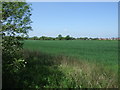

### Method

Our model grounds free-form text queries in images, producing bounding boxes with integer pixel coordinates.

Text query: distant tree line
[12,34,119,40]
[21,34,74,40]
[20,34,102,40]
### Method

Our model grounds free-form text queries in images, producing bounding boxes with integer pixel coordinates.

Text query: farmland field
[24,40,118,71]
[23,40,118,88]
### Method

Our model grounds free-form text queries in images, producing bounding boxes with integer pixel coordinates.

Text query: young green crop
[23,40,118,72]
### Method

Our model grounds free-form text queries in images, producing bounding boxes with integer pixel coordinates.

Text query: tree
[65,35,71,40]
[1,2,32,88]
[40,36,46,40]
[33,36,38,40]
[58,34,62,40]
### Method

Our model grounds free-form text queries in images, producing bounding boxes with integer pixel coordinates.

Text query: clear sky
[28,2,118,38]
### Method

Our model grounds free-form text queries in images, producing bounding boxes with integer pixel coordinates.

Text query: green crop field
[24,40,118,71]
[23,40,118,88]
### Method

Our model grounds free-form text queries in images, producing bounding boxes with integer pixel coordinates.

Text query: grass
[22,40,118,88]
[21,50,118,88]
[23,40,118,72]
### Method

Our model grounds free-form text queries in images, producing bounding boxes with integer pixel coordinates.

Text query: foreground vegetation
[21,40,118,88]
[4,50,117,88]
[2,2,32,89]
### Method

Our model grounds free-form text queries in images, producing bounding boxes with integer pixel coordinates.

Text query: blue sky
[28,2,118,38]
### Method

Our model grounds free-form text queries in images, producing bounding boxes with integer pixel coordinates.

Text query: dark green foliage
[1,2,32,88]
[57,34,62,40]
[23,35,86,40]
[65,35,71,40]
[33,36,38,40]
[40,36,46,40]
[2,2,32,35]
[39,36,53,40]
[17,50,65,88]
[23,35,118,41]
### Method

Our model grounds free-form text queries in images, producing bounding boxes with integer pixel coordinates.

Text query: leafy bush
[2,2,32,88]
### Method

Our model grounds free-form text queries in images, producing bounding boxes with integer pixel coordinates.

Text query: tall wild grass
[16,49,118,88]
